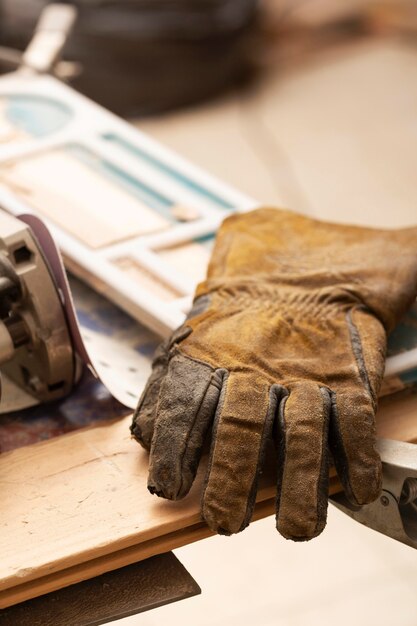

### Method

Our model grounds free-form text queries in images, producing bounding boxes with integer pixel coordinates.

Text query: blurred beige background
[114,30,417,626]
[139,39,417,228]
[118,509,416,626]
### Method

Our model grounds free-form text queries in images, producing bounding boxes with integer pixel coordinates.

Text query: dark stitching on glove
[275,390,289,522]
[346,310,375,404]
[201,369,230,531]
[313,386,331,538]
[328,390,359,506]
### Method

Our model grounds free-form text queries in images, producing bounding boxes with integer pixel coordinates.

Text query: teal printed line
[65,144,174,218]
[195,233,215,249]
[102,133,234,210]
[5,95,72,137]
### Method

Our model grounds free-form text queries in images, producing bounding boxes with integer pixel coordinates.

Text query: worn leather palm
[131,208,417,540]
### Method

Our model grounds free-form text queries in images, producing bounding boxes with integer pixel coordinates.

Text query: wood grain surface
[0,387,416,609]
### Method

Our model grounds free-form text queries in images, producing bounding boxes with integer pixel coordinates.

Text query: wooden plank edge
[0,498,271,608]
[0,476,348,609]
[1,386,416,608]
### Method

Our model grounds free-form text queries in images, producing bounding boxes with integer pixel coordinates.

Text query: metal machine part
[330,439,417,549]
[0,209,76,403]
[20,3,77,75]
[0,3,78,78]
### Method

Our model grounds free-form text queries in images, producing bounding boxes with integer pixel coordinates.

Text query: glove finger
[346,308,386,405]
[329,389,382,505]
[130,338,170,449]
[201,373,281,535]
[148,353,223,500]
[275,382,331,541]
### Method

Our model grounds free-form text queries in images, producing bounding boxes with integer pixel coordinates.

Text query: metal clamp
[331,439,417,549]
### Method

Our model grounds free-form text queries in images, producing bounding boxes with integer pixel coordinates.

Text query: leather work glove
[131,208,417,541]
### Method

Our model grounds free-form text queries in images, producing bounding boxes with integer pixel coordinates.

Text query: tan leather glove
[131,208,417,541]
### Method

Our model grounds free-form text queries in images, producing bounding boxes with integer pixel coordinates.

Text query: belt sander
[0,209,80,405]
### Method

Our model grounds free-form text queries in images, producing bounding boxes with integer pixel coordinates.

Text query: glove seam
[173,343,220,372]
[346,309,376,407]
[314,386,331,538]
[275,391,288,531]
[201,369,230,534]
[328,390,359,506]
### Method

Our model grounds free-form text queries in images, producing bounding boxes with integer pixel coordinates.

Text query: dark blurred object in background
[0,0,259,116]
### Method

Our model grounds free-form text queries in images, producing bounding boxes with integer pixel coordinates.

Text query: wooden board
[0,388,416,609]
